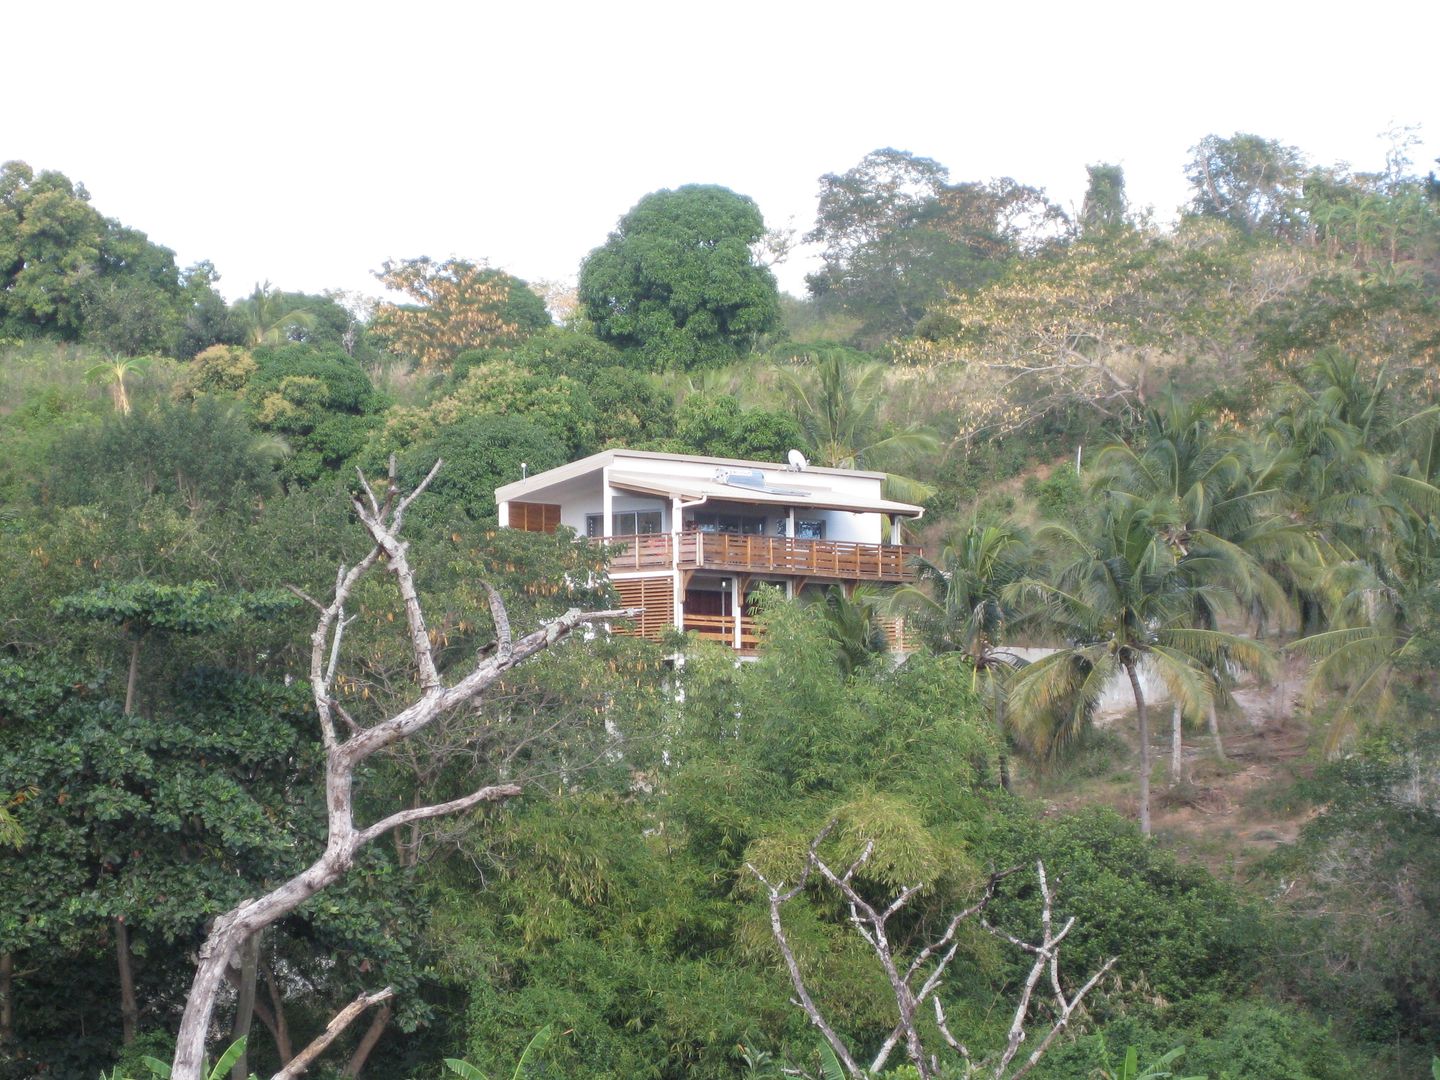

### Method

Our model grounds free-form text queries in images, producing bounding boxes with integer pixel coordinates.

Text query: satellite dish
[787,449,808,472]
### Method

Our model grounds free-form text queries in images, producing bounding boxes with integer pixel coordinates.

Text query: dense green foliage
[579,185,781,370]
[3,132,1439,1080]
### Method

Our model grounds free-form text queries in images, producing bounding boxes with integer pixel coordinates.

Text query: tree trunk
[1207,698,1226,761]
[173,833,357,1079]
[1,951,13,1044]
[341,1002,392,1077]
[1126,661,1152,837]
[117,917,139,1045]
[1170,703,1183,784]
[993,676,1012,793]
[124,635,142,717]
[262,963,294,1064]
[231,932,260,1080]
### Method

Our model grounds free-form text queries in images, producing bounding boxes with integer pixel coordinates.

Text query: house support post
[731,576,742,650]
[601,467,614,538]
[671,496,685,632]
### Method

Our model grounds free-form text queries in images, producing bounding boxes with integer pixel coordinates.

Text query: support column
[731,577,742,650]
[601,468,614,538]
[671,496,685,631]
[496,501,510,528]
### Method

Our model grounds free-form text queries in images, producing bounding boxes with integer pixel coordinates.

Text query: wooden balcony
[683,614,916,655]
[600,533,920,582]
[877,616,923,653]
[683,613,762,652]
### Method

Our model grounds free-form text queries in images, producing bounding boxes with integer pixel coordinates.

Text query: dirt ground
[1019,654,1320,881]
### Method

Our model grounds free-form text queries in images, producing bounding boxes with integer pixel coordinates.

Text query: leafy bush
[397,413,566,525]
[974,808,1263,1004]
[1264,729,1440,1068]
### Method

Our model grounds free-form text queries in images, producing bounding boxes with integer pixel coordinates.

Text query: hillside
[2,136,1439,1080]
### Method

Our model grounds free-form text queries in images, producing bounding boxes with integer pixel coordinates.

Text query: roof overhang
[605,470,924,518]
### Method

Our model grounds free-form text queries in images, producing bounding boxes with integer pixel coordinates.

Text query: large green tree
[578,185,779,371]
[806,149,1062,344]
[0,161,183,348]
[1185,132,1306,238]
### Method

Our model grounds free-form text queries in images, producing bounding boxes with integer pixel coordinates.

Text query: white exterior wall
[805,509,884,543]
[1008,647,1171,715]
[560,495,669,534]
[499,451,899,543]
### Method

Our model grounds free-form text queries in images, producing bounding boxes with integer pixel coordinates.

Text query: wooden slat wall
[509,502,561,533]
[612,576,674,640]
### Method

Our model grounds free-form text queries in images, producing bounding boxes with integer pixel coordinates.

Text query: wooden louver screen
[612,576,674,641]
[509,502,561,533]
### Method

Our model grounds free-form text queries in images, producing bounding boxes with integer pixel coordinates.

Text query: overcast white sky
[8,0,1438,301]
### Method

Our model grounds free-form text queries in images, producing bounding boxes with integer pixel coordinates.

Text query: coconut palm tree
[817,585,891,676]
[1008,496,1273,835]
[1256,350,1399,597]
[776,351,939,504]
[232,281,315,347]
[890,520,1032,788]
[1290,535,1435,753]
[1096,391,1295,766]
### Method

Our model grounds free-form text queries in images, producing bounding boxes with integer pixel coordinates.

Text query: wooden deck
[683,613,762,652]
[600,533,920,582]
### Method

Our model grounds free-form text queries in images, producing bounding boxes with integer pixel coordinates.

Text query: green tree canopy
[1081,163,1129,234]
[578,185,780,371]
[1185,132,1306,238]
[246,343,384,486]
[805,149,1063,345]
[398,414,566,525]
[669,393,803,462]
[0,161,184,347]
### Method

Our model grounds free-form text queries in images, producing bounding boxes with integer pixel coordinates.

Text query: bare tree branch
[355,782,522,848]
[269,987,394,1080]
[170,459,641,1080]
[755,835,1115,1080]
[748,853,864,1080]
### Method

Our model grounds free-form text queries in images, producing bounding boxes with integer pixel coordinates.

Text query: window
[586,510,663,538]
[689,511,765,535]
[796,520,825,539]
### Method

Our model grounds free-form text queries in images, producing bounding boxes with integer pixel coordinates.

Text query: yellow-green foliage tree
[903,223,1318,444]
[370,257,521,369]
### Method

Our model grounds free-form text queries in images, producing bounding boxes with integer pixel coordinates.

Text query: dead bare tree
[749,824,1115,1080]
[170,458,636,1080]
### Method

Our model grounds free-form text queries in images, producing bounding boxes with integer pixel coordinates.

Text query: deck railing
[600,533,920,581]
[876,615,923,653]
[683,613,763,651]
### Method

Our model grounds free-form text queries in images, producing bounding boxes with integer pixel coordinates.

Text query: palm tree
[1256,350,1398,604]
[776,351,939,504]
[232,281,314,347]
[817,585,890,676]
[1008,496,1273,835]
[890,520,1032,788]
[1290,541,1433,753]
[86,353,153,416]
[1096,392,1294,766]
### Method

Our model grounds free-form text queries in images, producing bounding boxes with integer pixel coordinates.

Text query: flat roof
[495,449,923,519]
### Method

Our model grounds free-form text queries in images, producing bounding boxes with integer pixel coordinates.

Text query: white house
[495,449,925,652]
